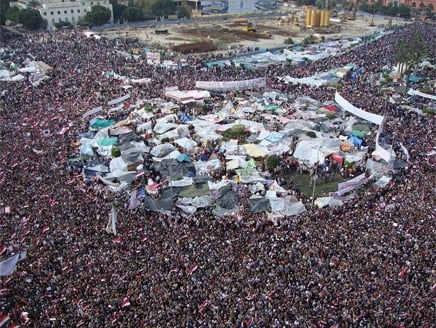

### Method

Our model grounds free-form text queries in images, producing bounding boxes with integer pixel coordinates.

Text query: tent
[249,196,270,213]
[349,136,363,148]
[150,143,176,157]
[177,154,192,163]
[243,143,267,158]
[155,158,195,180]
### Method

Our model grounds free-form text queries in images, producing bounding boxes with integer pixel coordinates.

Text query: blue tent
[179,113,193,123]
[177,154,192,163]
[349,136,363,147]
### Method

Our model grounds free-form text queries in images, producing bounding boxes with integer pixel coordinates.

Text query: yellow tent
[243,144,267,158]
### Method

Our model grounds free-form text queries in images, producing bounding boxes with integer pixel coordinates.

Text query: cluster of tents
[70,82,386,217]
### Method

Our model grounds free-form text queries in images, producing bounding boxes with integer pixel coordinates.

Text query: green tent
[91,119,116,129]
[351,129,367,138]
[265,105,280,111]
[98,137,118,147]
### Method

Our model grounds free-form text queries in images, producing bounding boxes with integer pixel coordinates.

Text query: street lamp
[312,145,322,203]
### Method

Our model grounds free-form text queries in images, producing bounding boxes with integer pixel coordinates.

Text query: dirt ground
[102,10,401,54]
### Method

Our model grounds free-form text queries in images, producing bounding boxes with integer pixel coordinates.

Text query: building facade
[400,0,435,11]
[13,0,114,27]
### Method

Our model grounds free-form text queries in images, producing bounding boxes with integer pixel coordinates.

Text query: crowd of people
[0,22,435,327]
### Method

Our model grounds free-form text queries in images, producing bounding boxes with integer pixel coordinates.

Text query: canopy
[243,144,267,158]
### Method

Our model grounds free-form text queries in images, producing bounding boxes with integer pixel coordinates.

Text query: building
[12,0,114,27]
[365,0,435,12]
[400,0,435,11]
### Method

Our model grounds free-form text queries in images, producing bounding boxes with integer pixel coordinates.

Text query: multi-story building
[365,0,435,12]
[400,0,435,11]
[12,0,114,27]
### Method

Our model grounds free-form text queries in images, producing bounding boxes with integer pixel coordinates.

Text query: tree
[27,0,40,8]
[0,0,10,25]
[111,0,127,22]
[18,8,46,30]
[54,20,72,29]
[84,5,111,26]
[396,35,429,76]
[266,155,281,169]
[177,4,191,19]
[122,6,145,22]
[145,0,176,18]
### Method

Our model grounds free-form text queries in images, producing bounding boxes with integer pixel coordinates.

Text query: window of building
[71,9,74,13]
[77,9,81,12]
[50,11,54,15]
[43,12,47,15]
[64,10,67,14]
[72,16,75,22]
[57,11,60,14]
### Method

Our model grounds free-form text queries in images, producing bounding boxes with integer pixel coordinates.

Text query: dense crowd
[0,22,435,327]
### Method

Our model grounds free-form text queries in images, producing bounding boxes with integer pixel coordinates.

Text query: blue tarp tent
[349,136,363,147]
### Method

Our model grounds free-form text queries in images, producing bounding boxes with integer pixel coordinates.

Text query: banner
[146,52,161,65]
[130,78,151,85]
[337,173,368,196]
[82,106,103,119]
[195,77,266,92]
[374,118,395,163]
[107,94,130,106]
[0,254,20,276]
[408,89,436,100]
[335,92,384,125]
[106,205,117,236]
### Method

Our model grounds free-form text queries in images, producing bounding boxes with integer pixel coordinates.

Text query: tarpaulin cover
[144,195,173,212]
[98,137,118,147]
[178,183,210,198]
[249,196,270,213]
[155,158,195,180]
[216,186,239,210]
[91,119,116,129]
[349,136,362,147]
[150,143,176,157]
[350,130,367,138]
[315,197,343,208]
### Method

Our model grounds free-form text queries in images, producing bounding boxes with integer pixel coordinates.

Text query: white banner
[335,92,384,125]
[195,77,266,91]
[374,121,394,163]
[408,89,436,100]
[337,173,367,196]
[82,106,103,119]
[0,254,20,276]
[130,78,151,85]
[107,94,130,106]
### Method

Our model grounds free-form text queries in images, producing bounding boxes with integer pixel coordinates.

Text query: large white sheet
[335,92,384,125]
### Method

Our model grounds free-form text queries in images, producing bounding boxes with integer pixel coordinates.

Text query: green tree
[27,0,40,8]
[397,4,411,18]
[396,35,429,76]
[0,0,10,25]
[5,6,20,23]
[145,0,176,18]
[54,20,72,28]
[111,0,127,22]
[18,8,46,30]
[84,5,111,26]
[266,155,281,169]
[122,6,145,22]
[177,4,191,19]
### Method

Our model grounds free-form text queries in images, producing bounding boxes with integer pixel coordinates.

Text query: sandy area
[102,10,402,54]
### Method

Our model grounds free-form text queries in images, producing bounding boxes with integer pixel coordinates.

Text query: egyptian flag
[121,297,131,308]
[0,314,10,328]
